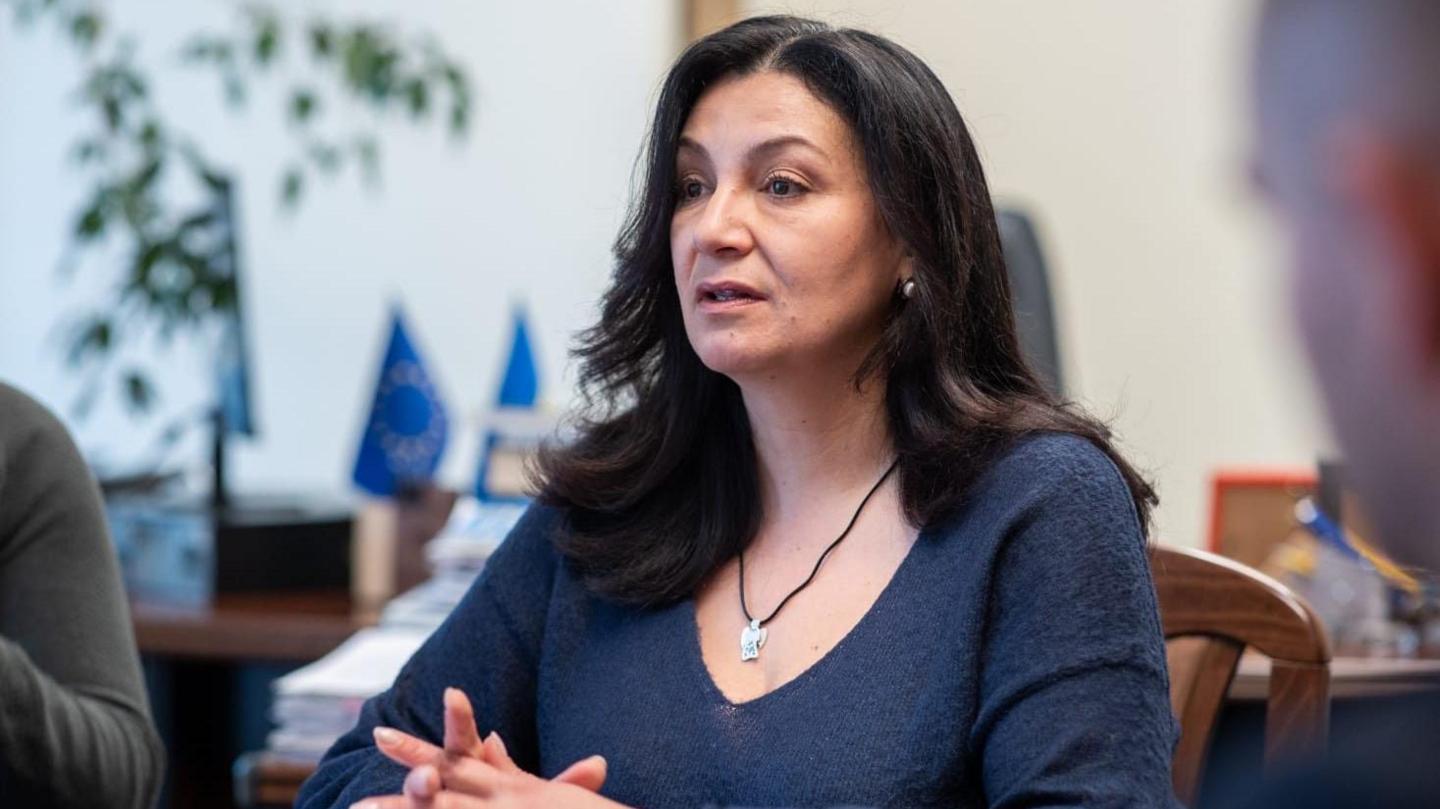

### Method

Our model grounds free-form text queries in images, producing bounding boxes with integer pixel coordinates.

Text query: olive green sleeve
[0,383,164,809]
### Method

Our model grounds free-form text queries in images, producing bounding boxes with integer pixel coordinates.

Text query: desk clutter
[108,495,352,606]
[1210,465,1440,659]
[265,499,525,763]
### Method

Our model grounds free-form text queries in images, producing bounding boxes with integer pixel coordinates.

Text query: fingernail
[493,732,509,756]
[445,687,467,711]
[373,726,399,746]
[350,803,377,809]
[406,765,439,798]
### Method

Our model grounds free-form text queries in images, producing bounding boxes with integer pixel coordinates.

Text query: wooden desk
[235,752,315,808]
[133,589,374,661]
[1191,653,1440,807]
[1230,653,1440,701]
[134,591,376,809]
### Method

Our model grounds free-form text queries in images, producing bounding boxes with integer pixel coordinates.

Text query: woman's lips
[697,294,764,313]
[695,280,766,312]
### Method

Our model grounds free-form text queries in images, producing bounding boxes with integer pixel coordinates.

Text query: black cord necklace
[737,459,899,662]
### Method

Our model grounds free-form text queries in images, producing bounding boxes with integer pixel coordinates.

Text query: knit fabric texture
[0,382,164,809]
[297,433,1179,808]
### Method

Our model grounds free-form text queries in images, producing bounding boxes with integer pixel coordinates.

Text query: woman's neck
[740,369,894,528]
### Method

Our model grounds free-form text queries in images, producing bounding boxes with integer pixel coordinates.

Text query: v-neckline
[685,524,933,709]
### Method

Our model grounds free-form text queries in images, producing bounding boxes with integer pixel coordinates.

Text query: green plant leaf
[69,11,103,50]
[74,200,106,241]
[404,78,428,117]
[132,156,162,191]
[289,88,317,123]
[441,62,471,135]
[281,166,303,206]
[178,210,217,231]
[101,95,122,130]
[180,144,230,193]
[121,369,155,414]
[308,22,332,57]
[253,14,279,65]
[68,317,112,366]
[139,119,162,148]
[132,240,164,287]
[211,275,238,311]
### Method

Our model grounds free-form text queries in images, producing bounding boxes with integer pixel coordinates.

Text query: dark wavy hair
[536,15,1156,607]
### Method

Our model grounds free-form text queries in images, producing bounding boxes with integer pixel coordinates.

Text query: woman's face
[670,70,906,384]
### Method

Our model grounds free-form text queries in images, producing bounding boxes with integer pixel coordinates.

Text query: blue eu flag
[352,307,449,496]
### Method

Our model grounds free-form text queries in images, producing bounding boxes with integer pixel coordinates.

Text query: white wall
[740,0,1330,547]
[0,1,680,494]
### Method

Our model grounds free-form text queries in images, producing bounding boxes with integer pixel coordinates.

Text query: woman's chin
[693,342,779,381]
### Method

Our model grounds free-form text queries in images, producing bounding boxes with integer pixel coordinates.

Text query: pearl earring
[899,278,917,300]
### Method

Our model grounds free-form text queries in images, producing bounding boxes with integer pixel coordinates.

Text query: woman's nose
[691,185,755,257]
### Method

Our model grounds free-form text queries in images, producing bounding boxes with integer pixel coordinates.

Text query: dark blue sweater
[297,434,1179,808]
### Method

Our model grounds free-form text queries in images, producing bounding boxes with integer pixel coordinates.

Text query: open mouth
[705,289,759,302]
[696,281,765,306]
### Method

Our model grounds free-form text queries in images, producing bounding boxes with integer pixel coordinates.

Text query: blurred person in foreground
[1247,0,1440,805]
[299,15,1179,809]
[0,382,165,808]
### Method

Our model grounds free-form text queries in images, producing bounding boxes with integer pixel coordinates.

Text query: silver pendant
[740,618,767,662]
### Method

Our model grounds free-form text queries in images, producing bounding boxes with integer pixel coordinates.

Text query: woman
[301,16,1177,809]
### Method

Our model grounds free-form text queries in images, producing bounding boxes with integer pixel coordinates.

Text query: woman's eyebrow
[676,134,829,165]
[746,134,828,164]
[676,136,709,163]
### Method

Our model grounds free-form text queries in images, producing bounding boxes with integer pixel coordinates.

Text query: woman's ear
[897,252,916,284]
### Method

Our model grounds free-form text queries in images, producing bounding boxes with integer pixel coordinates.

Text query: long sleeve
[971,439,1179,808]
[0,384,165,809]
[295,504,564,808]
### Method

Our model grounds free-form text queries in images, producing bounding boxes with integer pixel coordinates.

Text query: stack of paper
[266,626,431,762]
[266,499,527,762]
[380,498,527,631]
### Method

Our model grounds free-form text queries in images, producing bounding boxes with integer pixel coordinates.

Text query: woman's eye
[678,180,705,200]
[766,176,804,197]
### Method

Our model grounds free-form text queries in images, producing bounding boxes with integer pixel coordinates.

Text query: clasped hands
[350,687,628,809]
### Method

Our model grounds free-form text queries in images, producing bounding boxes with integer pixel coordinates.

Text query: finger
[423,753,504,797]
[347,797,413,809]
[373,726,442,769]
[482,731,522,774]
[428,793,490,809]
[403,764,441,805]
[374,726,503,797]
[553,755,607,792]
[443,688,484,758]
